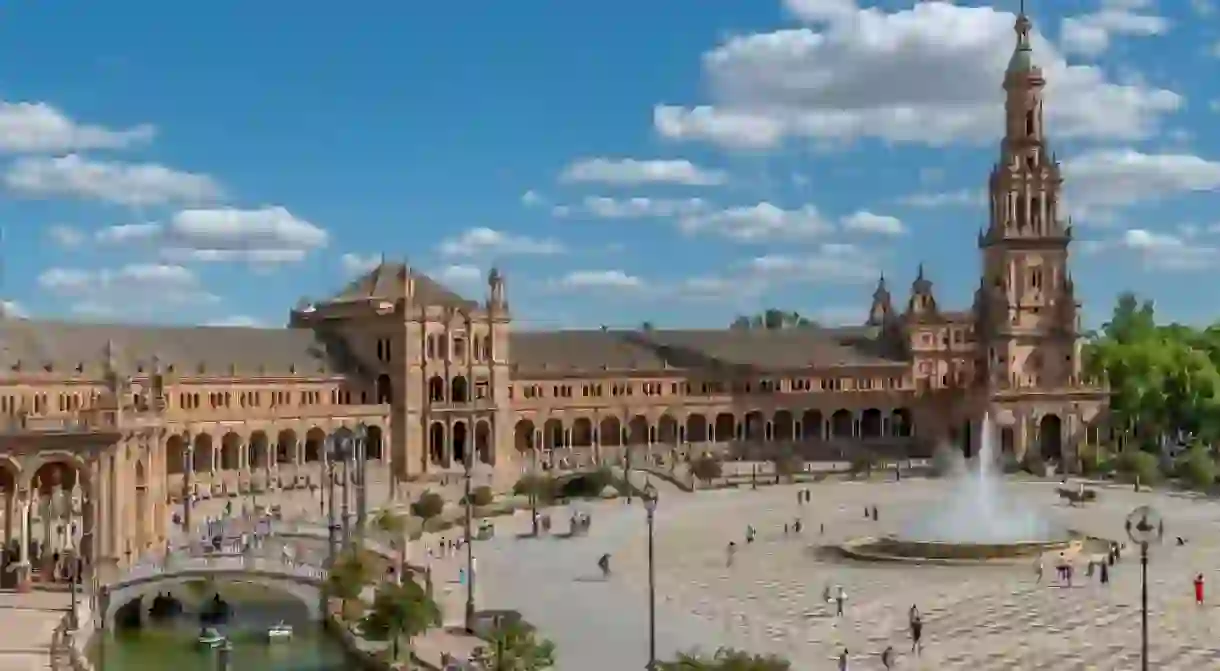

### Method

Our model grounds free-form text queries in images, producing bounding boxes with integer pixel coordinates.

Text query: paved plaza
[476,477,1220,670]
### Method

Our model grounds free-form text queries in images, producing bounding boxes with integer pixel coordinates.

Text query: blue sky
[1,0,1218,329]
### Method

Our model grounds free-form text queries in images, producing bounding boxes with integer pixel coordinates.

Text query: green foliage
[1115,449,1161,484]
[372,510,407,536]
[471,485,495,507]
[410,490,445,519]
[848,453,879,476]
[1176,446,1217,489]
[472,618,558,670]
[656,647,792,670]
[689,454,723,482]
[770,452,803,478]
[729,309,816,330]
[1084,292,1220,450]
[513,474,557,503]
[359,579,441,661]
[557,467,614,498]
[327,547,376,608]
[930,447,958,477]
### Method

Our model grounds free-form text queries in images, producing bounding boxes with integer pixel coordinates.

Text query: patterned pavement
[480,477,1220,670]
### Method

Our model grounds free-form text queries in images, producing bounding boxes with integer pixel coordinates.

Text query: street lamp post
[338,436,352,548]
[183,432,194,535]
[356,423,369,539]
[643,481,658,670]
[463,451,476,632]
[325,436,339,564]
[529,442,540,537]
[1126,505,1162,671]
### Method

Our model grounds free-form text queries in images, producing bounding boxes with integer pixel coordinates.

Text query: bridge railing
[112,554,328,586]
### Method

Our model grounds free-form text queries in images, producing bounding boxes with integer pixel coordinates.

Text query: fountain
[837,413,1102,564]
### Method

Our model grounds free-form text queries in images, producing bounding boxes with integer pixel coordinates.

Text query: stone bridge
[103,554,329,626]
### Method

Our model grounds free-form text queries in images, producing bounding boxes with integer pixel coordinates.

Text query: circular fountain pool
[836,534,1091,564]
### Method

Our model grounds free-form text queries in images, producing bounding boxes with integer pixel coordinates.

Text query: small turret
[866,273,894,326]
[905,263,939,320]
[487,267,507,312]
[400,259,416,303]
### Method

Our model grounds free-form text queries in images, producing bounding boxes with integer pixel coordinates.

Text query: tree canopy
[1083,292,1220,451]
[730,309,815,330]
[656,647,791,670]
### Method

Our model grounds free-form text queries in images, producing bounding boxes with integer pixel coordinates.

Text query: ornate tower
[977,7,1081,389]
[865,274,894,326]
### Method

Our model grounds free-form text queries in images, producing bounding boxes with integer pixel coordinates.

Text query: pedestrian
[1100,561,1109,586]
[881,645,894,670]
[911,614,923,655]
[836,586,847,617]
[1195,573,1205,605]
[726,541,736,567]
[820,522,825,536]
[1035,556,1044,583]
[838,648,849,671]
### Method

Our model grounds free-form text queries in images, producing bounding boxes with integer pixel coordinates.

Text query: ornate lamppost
[1126,504,1162,671]
[182,431,194,536]
[643,481,658,670]
[463,446,477,632]
[324,436,339,565]
[340,434,353,549]
[356,422,369,538]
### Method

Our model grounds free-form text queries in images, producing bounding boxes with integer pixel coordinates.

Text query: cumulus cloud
[654,1,1180,149]
[48,225,86,248]
[569,196,709,219]
[340,253,383,276]
[559,158,727,186]
[1063,150,1220,215]
[679,202,832,242]
[5,154,223,206]
[553,270,644,291]
[841,210,904,235]
[1082,228,1215,272]
[38,263,219,316]
[436,264,483,285]
[205,315,266,328]
[1060,3,1170,56]
[96,207,328,264]
[897,190,986,208]
[0,102,154,154]
[438,227,563,257]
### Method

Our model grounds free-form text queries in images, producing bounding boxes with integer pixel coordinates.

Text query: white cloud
[654,1,1180,149]
[679,202,831,241]
[521,190,544,206]
[438,227,563,257]
[841,210,904,235]
[5,154,223,206]
[0,102,154,154]
[205,315,265,328]
[1063,150,1220,214]
[898,190,985,208]
[436,264,483,285]
[48,224,86,248]
[575,196,709,219]
[96,207,328,264]
[559,158,727,186]
[340,253,382,276]
[1060,6,1170,56]
[1083,228,1215,272]
[554,270,643,290]
[38,263,219,315]
[742,244,880,284]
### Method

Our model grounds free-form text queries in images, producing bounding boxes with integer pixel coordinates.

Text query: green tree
[327,547,377,618]
[1176,445,1217,489]
[410,490,446,519]
[473,618,557,670]
[728,309,815,330]
[770,451,803,480]
[656,647,791,670]
[360,579,441,662]
[689,454,723,483]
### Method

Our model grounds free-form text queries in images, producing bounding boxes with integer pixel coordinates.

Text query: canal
[90,581,350,671]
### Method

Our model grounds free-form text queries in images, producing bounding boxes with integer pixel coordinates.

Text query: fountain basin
[835,533,1110,565]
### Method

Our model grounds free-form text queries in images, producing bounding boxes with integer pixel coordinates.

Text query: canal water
[90,582,349,671]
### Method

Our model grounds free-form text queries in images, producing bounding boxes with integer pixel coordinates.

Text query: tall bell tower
[976,6,1082,389]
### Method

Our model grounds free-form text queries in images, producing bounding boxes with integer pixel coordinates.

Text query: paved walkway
[471,478,1220,670]
[0,590,69,671]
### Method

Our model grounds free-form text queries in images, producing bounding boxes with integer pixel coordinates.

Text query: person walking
[838,648,849,671]
[1100,560,1110,586]
[836,586,848,617]
[1195,573,1205,605]
[880,645,894,670]
[1035,556,1044,583]
[910,613,923,655]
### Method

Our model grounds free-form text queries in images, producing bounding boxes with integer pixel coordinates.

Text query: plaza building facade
[0,9,1106,584]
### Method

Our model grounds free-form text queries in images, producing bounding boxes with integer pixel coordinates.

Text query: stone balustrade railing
[113,554,328,585]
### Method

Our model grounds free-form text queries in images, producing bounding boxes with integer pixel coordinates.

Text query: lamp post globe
[643,480,658,670]
[1127,504,1162,671]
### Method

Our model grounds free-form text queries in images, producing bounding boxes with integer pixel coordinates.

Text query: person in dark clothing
[880,645,894,670]
[910,614,923,655]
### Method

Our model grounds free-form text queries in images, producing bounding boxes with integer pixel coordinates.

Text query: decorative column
[14,489,30,591]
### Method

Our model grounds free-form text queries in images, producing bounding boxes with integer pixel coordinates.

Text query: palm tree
[473,617,557,670]
[327,547,376,618]
[360,579,441,662]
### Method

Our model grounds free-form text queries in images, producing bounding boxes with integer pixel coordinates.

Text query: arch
[800,410,824,440]
[713,413,735,442]
[220,432,242,471]
[773,410,795,442]
[475,421,492,464]
[627,416,649,446]
[376,374,393,404]
[571,418,593,448]
[108,574,322,626]
[366,425,384,461]
[598,417,622,447]
[452,421,469,465]
[891,408,912,438]
[743,411,765,441]
[429,422,446,464]
[543,419,564,450]
[1001,425,1016,455]
[451,376,469,404]
[304,428,326,463]
[276,429,297,466]
[860,408,883,439]
[166,434,186,476]
[1039,414,1063,461]
[428,375,445,403]
[830,410,853,438]
[31,460,80,493]
[192,433,215,474]
[685,414,708,443]
[513,419,536,453]
[249,431,270,470]
[657,415,679,445]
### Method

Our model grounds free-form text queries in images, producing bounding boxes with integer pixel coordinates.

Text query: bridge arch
[106,568,324,626]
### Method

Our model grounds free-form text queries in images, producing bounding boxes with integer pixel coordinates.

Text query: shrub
[930,447,959,477]
[771,453,803,478]
[410,490,445,519]
[471,485,495,507]
[1176,447,1216,489]
[557,467,614,498]
[849,453,879,477]
[657,647,791,670]
[1115,449,1160,484]
[513,474,557,503]
[690,454,723,482]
